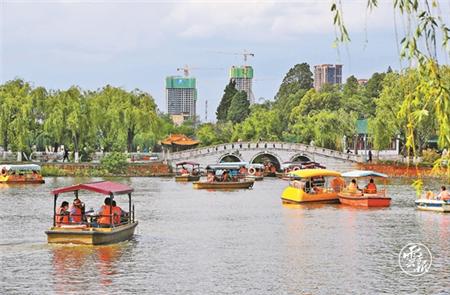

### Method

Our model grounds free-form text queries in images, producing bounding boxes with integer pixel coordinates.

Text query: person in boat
[70,198,85,224]
[239,166,247,176]
[112,200,125,225]
[97,197,113,227]
[364,178,377,193]
[437,186,450,201]
[55,201,70,226]
[221,170,230,182]
[192,168,199,176]
[347,179,360,193]
[207,171,215,183]
[180,166,189,175]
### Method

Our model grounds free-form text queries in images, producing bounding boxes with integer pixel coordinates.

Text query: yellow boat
[0,164,45,183]
[46,181,138,245]
[193,180,254,190]
[281,169,343,204]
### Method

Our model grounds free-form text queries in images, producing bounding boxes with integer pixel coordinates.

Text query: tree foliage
[216,80,237,122]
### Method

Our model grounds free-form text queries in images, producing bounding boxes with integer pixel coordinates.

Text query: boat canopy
[0,164,42,171]
[288,169,341,178]
[341,170,388,178]
[51,181,134,196]
[176,161,200,166]
[207,162,247,170]
[246,163,264,169]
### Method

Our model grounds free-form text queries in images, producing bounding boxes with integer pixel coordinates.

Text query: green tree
[216,80,237,122]
[196,123,219,146]
[227,91,250,124]
[275,62,313,101]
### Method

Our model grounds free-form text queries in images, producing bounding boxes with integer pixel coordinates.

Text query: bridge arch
[290,153,312,163]
[218,153,243,163]
[249,151,282,170]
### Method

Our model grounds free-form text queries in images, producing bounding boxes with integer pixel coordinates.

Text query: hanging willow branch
[332,0,450,181]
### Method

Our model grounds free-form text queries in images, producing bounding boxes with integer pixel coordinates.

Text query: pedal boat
[415,199,450,212]
[174,161,201,182]
[281,169,342,204]
[45,181,138,245]
[0,164,45,184]
[277,161,326,180]
[338,170,391,207]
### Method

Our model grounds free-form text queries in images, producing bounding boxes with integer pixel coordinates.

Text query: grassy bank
[41,162,173,177]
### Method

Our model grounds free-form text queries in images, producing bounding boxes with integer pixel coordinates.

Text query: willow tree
[119,89,158,152]
[332,0,450,180]
[0,79,34,160]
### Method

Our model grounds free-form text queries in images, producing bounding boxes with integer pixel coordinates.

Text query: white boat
[415,199,450,212]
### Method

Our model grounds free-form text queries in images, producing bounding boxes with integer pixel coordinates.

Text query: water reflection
[50,243,129,293]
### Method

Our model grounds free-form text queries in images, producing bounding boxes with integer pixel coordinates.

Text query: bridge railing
[167,141,361,162]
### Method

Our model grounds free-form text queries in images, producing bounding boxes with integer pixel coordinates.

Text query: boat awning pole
[110,193,114,226]
[53,194,58,227]
[128,193,131,224]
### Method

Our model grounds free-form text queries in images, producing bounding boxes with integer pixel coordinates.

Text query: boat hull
[338,193,391,207]
[46,222,138,245]
[193,181,254,189]
[175,175,200,182]
[246,175,264,181]
[415,199,450,212]
[281,186,339,204]
[0,175,44,183]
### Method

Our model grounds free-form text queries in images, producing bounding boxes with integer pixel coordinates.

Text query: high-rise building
[166,76,197,122]
[313,64,343,90]
[229,65,254,104]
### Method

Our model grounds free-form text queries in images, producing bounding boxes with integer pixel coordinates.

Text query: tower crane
[176,65,224,77]
[213,50,255,65]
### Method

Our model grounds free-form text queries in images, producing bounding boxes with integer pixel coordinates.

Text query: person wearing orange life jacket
[112,200,123,225]
[97,197,113,226]
[55,201,70,226]
[70,198,85,224]
[365,178,377,193]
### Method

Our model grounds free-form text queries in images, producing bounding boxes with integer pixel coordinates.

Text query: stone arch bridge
[165,141,362,171]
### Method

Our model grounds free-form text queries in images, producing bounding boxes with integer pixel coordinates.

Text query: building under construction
[165,76,197,122]
[229,65,255,104]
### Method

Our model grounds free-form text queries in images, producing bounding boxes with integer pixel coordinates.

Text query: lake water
[0,177,449,294]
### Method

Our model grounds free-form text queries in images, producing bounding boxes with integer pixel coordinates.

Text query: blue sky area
[1,0,449,122]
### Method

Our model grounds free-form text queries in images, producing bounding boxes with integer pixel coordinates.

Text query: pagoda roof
[161,134,199,146]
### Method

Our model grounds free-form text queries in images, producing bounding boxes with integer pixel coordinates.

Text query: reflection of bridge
[166,142,361,171]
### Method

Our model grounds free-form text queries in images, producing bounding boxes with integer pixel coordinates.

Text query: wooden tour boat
[175,161,201,182]
[46,181,138,245]
[0,164,45,184]
[338,170,391,207]
[193,162,254,190]
[245,163,264,181]
[281,169,342,204]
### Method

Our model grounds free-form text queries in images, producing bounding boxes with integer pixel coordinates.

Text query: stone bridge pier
[166,142,361,172]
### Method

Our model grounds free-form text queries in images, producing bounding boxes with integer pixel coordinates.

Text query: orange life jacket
[98,205,113,225]
[55,207,69,226]
[70,206,83,223]
[112,206,122,224]
[366,183,377,193]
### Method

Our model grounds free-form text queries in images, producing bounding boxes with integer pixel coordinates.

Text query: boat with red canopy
[45,181,138,245]
[175,161,201,182]
[338,170,391,207]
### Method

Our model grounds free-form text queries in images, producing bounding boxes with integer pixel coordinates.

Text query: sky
[1,0,449,122]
